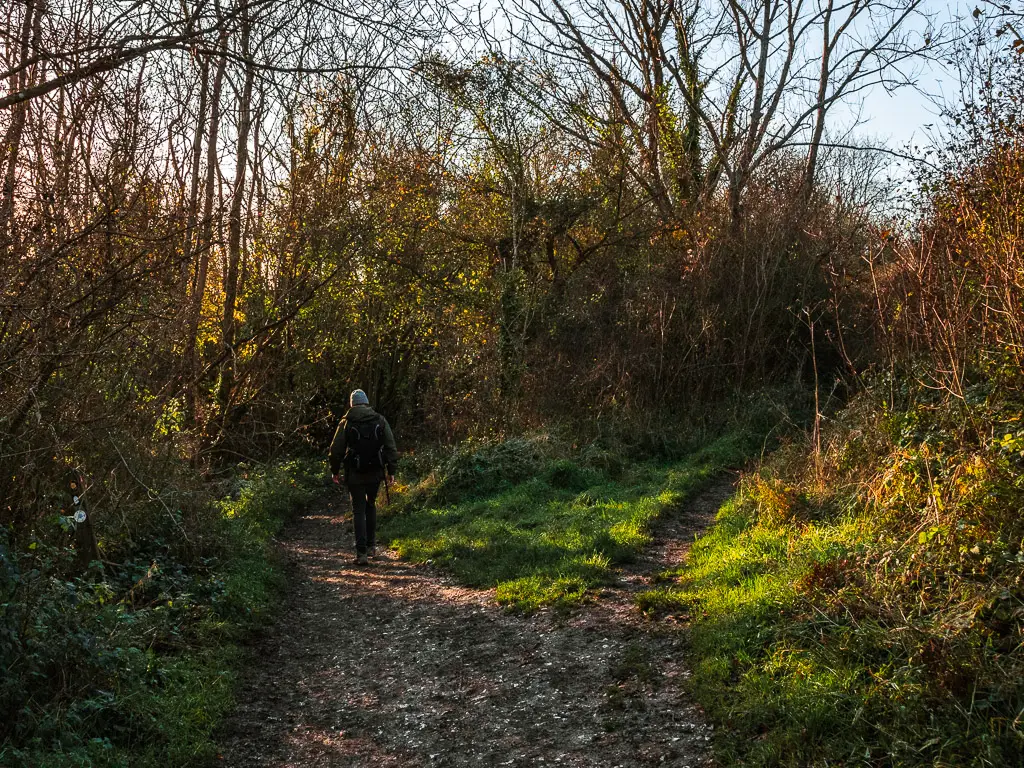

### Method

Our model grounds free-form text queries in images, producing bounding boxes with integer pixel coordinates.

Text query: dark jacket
[329,404,398,484]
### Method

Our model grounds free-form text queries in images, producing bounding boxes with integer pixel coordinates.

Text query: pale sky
[856,0,969,152]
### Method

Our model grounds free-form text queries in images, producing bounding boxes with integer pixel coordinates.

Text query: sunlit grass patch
[649,391,1024,766]
[495,573,592,612]
[384,432,753,612]
[637,491,881,764]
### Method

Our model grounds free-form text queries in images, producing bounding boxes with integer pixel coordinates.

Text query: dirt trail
[216,478,735,767]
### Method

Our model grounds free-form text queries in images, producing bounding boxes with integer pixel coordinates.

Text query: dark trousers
[349,481,380,555]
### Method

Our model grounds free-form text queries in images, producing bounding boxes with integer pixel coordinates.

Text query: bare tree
[509,0,934,224]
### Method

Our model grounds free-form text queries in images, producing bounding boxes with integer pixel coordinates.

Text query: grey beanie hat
[349,389,369,407]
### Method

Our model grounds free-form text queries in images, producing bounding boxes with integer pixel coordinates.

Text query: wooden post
[68,472,100,572]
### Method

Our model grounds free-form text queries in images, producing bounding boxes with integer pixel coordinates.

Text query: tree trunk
[184,32,228,425]
[182,56,210,291]
[1,0,40,250]
[802,1,835,200]
[217,7,254,420]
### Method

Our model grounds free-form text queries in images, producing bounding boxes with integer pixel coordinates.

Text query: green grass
[383,431,753,612]
[641,390,1024,766]
[639,494,868,765]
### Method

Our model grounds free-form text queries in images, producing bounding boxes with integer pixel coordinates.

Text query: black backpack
[343,417,385,472]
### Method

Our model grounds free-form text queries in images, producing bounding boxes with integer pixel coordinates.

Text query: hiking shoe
[356,553,369,566]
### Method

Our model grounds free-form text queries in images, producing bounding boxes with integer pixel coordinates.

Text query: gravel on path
[216,479,734,767]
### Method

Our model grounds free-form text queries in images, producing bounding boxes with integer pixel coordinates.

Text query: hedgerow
[0,459,321,767]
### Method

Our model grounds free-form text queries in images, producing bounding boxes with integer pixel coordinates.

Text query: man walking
[329,389,398,565]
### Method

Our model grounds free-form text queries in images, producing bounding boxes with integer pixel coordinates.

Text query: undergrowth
[0,458,321,768]
[383,429,757,612]
[641,384,1024,766]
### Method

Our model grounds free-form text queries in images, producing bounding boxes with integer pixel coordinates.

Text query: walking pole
[384,473,391,505]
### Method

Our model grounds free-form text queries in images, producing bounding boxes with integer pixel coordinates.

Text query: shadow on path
[216,483,730,767]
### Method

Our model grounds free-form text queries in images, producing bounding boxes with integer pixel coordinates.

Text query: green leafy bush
[433,435,556,501]
[0,458,322,768]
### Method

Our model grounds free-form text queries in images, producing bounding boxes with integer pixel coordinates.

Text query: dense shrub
[650,387,1024,766]
[0,459,321,767]
[880,54,1024,399]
